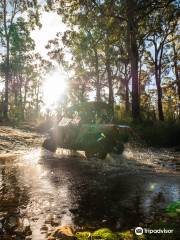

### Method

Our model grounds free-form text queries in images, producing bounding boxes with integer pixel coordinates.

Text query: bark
[105,38,114,114]
[106,60,114,106]
[4,39,10,119]
[127,0,140,121]
[35,84,40,117]
[154,41,164,121]
[94,48,101,102]
[123,63,130,113]
[156,80,164,121]
[173,43,180,99]
[23,79,28,119]
[125,77,130,113]
[155,64,164,121]
[3,0,9,119]
[19,75,24,119]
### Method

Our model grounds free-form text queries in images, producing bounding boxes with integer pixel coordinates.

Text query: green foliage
[75,229,145,240]
[165,201,180,217]
[0,0,179,123]
[92,228,118,240]
[134,121,180,147]
[117,230,134,240]
[75,231,91,240]
[67,102,113,124]
[147,220,180,240]
[44,0,179,122]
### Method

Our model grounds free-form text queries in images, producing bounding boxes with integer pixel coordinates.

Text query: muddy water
[0,142,180,239]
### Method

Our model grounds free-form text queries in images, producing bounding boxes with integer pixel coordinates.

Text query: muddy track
[0,126,180,240]
[0,127,44,153]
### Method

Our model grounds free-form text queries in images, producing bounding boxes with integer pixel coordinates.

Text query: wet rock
[45,215,60,226]
[50,225,76,240]
[0,213,6,223]
[51,218,59,227]
[31,217,39,221]
[11,235,17,239]
[0,212,7,218]
[25,237,32,240]
[0,222,3,235]
[45,215,53,224]
[22,218,31,236]
[24,225,32,236]
[40,224,48,232]
[69,208,78,214]
[15,225,32,237]
[7,215,19,229]
[115,220,121,230]
[14,218,32,237]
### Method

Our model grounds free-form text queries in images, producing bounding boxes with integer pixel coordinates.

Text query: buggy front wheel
[42,138,57,152]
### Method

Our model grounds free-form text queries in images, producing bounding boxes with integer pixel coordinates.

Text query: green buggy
[42,102,131,159]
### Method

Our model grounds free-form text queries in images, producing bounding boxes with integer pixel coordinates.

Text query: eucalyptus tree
[0,0,41,118]
[46,0,179,121]
[171,34,180,99]
[46,0,123,112]
[9,17,35,118]
[146,1,179,121]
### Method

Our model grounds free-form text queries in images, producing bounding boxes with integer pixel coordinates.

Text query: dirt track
[0,126,180,239]
[0,126,43,153]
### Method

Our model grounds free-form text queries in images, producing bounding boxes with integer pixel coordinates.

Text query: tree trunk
[129,35,140,120]
[125,77,130,113]
[157,82,164,121]
[3,37,10,119]
[94,48,101,102]
[155,65,164,121]
[23,79,28,119]
[105,40,114,115]
[19,75,24,120]
[173,43,180,99]
[127,0,140,121]
[124,64,130,113]
[36,84,40,117]
[106,61,114,106]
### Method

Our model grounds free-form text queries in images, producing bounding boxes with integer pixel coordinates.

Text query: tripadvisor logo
[135,227,174,235]
[135,227,143,235]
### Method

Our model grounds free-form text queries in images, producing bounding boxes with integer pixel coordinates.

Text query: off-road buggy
[42,102,131,159]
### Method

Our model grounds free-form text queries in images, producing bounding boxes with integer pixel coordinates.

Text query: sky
[0,8,73,111]
[30,10,71,109]
[31,11,67,59]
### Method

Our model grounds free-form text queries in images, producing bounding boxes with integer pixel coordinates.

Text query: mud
[0,126,180,239]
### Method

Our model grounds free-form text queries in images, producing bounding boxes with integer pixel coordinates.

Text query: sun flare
[42,71,67,109]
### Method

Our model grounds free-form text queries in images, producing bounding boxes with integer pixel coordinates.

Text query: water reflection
[18,148,74,239]
[0,147,180,239]
[0,162,30,238]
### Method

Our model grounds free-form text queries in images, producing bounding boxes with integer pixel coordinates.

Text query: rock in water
[8,216,18,229]
[49,225,76,240]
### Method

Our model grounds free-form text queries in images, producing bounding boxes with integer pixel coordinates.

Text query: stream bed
[0,127,180,239]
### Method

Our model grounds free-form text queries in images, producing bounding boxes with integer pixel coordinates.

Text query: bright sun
[42,70,67,109]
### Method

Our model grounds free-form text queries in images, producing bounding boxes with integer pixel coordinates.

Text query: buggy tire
[42,138,57,152]
[96,152,107,159]
[113,143,124,154]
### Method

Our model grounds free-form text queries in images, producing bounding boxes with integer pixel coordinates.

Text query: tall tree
[146,2,178,120]
[0,0,40,118]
